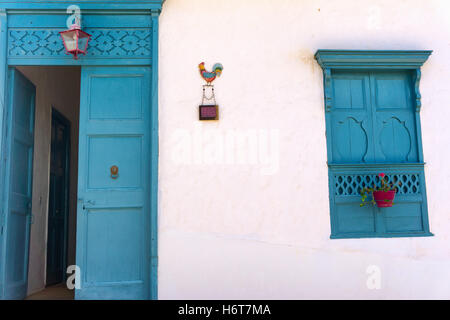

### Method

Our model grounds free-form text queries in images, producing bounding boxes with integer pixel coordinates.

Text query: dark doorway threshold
[25,283,74,300]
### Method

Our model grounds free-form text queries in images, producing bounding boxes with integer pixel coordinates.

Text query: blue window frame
[315,50,433,239]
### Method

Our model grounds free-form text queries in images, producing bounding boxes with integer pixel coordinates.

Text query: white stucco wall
[17,67,80,296]
[157,0,450,299]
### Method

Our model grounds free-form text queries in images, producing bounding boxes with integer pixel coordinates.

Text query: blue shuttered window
[315,50,433,239]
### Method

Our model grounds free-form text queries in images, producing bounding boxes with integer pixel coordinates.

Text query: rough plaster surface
[17,67,80,296]
[157,0,450,299]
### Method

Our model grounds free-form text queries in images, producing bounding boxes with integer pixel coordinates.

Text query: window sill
[330,231,434,239]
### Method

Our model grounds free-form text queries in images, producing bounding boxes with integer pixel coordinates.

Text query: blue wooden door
[1,69,35,299]
[75,66,151,299]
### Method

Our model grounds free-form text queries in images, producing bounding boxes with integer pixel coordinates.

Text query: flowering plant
[360,173,402,207]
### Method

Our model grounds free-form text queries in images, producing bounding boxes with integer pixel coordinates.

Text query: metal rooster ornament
[198,62,223,85]
[198,62,223,121]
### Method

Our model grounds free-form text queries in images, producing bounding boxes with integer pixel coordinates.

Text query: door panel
[87,136,142,189]
[1,69,35,299]
[370,71,419,162]
[75,67,151,300]
[330,71,374,163]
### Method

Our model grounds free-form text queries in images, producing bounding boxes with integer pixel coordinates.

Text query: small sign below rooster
[199,105,218,120]
[198,62,223,121]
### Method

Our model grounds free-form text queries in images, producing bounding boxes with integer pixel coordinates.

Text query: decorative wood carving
[414,69,422,112]
[379,117,412,161]
[8,29,151,58]
[334,172,421,196]
[336,117,368,162]
[323,68,332,112]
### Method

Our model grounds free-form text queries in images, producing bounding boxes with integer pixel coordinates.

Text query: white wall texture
[157,0,450,299]
[17,67,80,296]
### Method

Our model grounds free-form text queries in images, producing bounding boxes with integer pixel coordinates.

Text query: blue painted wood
[329,70,419,163]
[414,69,425,163]
[316,50,432,239]
[1,68,35,299]
[328,163,433,239]
[0,1,164,10]
[329,70,420,164]
[75,66,152,300]
[8,29,152,58]
[0,12,8,298]
[370,70,419,163]
[0,10,7,157]
[329,70,374,164]
[149,11,159,301]
[7,12,153,28]
[6,11,154,66]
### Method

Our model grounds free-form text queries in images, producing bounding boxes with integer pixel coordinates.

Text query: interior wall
[17,66,80,296]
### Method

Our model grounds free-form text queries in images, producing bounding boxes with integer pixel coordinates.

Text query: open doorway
[3,65,155,300]
[15,66,81,299]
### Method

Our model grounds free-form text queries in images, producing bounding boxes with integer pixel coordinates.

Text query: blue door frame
[0,1,163,299]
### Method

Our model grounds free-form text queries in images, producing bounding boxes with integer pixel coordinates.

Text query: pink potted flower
[360,173,400,208]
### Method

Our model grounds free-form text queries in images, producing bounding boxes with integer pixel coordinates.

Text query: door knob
[110,165,119,179]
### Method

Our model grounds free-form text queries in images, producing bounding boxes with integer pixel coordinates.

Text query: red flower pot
[373,190,396,208]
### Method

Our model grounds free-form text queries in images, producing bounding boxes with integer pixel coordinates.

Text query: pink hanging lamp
[59,17,91,60]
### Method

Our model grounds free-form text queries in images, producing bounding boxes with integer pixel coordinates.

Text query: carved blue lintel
[314,50,432,69]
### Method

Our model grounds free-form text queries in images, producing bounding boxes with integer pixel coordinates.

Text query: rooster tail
[212,63,223,76]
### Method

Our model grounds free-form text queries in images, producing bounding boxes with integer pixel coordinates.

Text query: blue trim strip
[149,11,159,301]
[8,58,152,66]
[0,1,164,10]
[0,9,7,300]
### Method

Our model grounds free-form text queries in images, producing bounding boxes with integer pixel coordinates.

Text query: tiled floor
[25,283,74,300]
